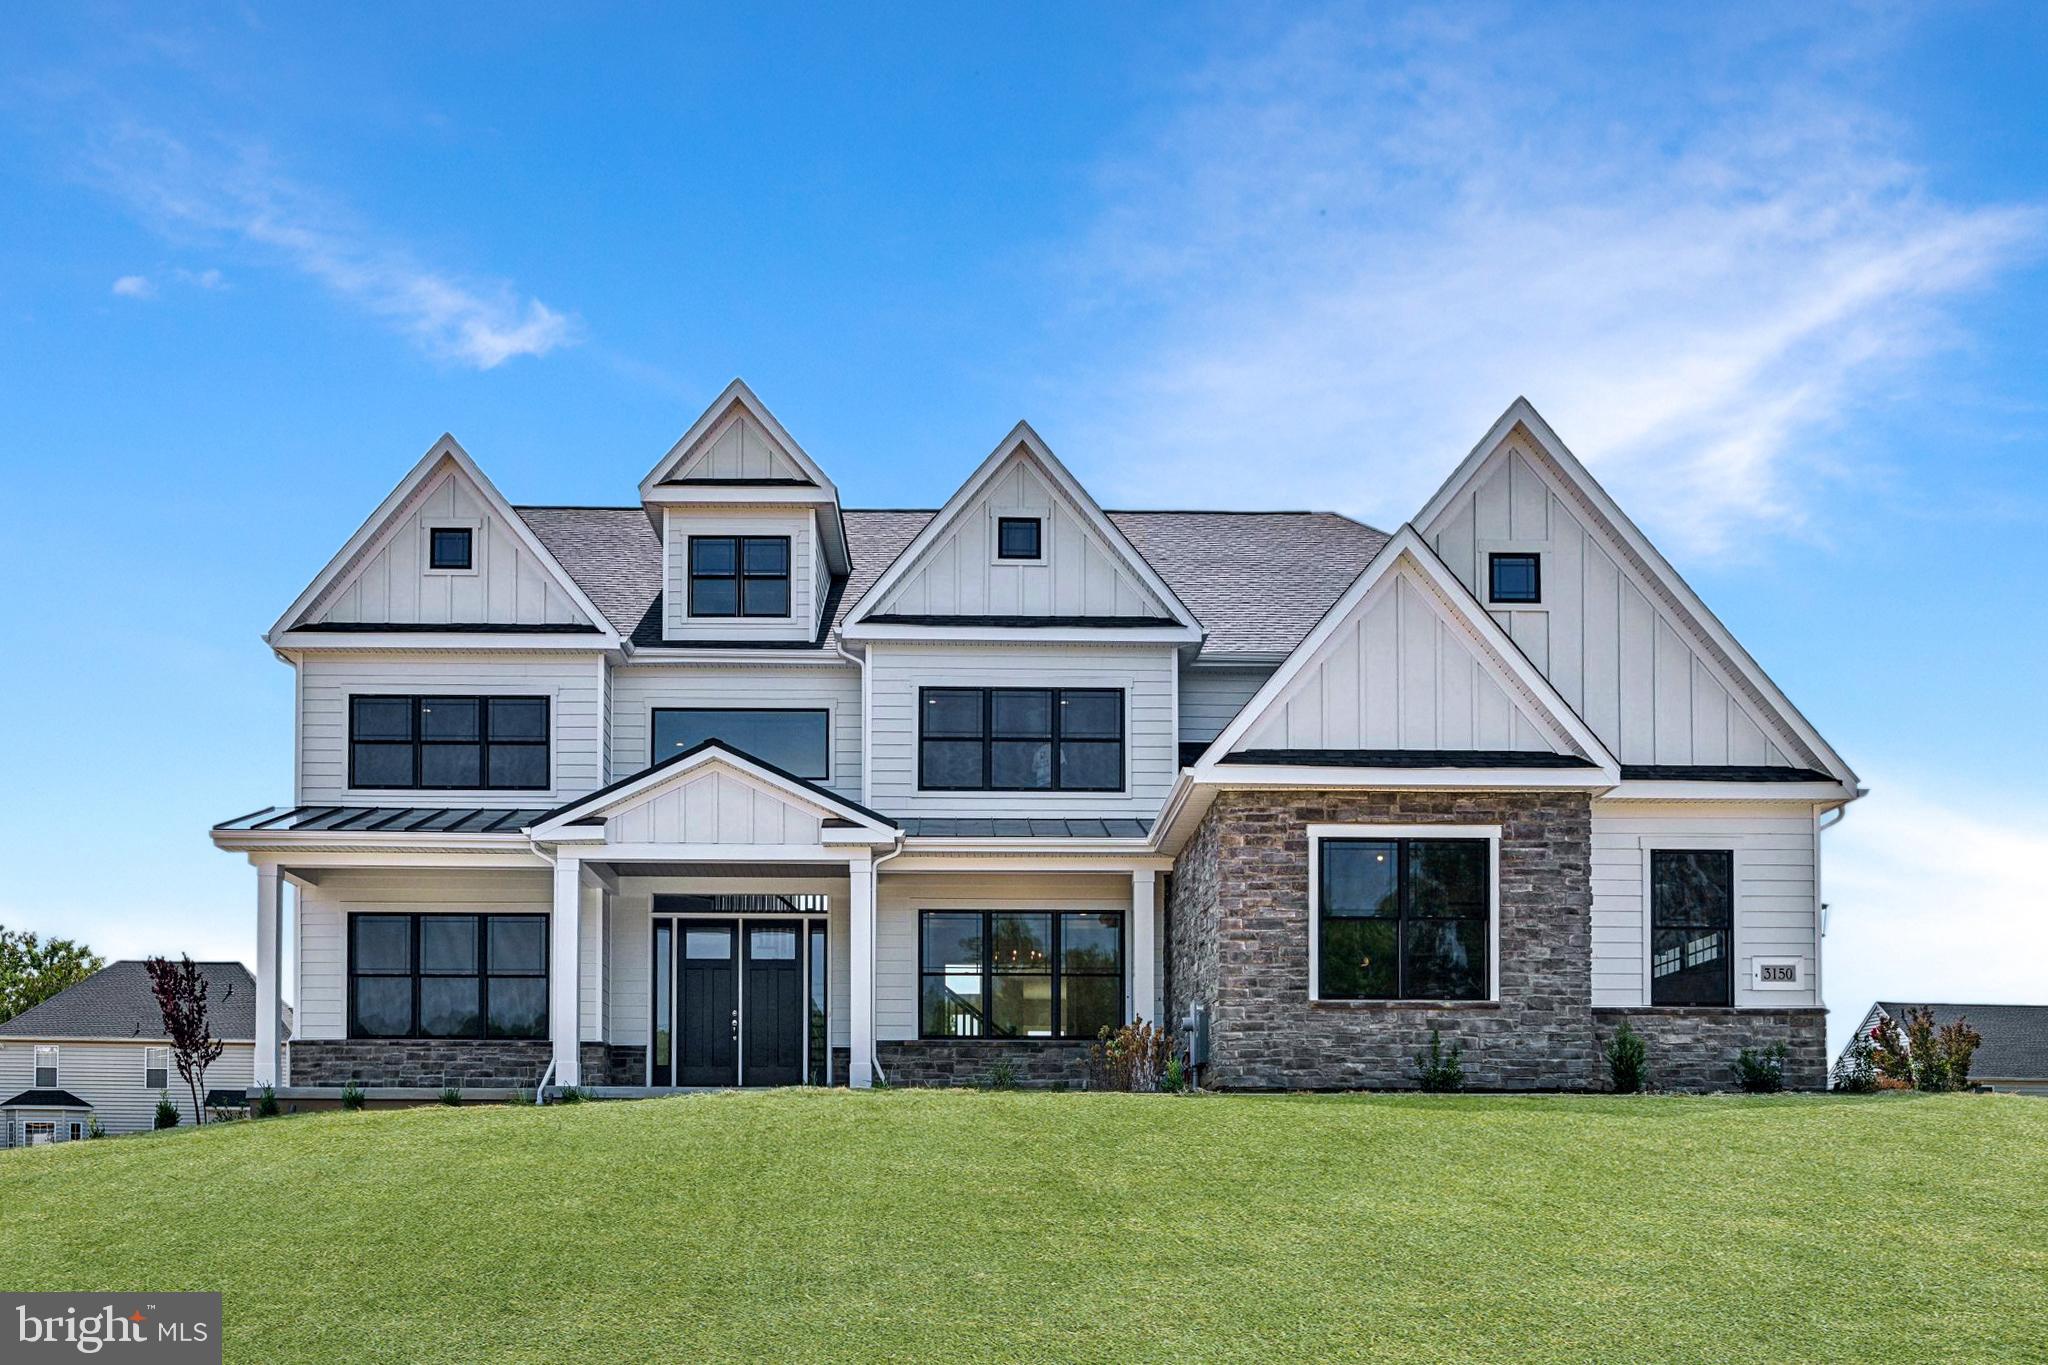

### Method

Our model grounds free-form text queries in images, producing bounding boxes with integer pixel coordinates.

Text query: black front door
[678,921,738,1086]
[742,924,804,1086]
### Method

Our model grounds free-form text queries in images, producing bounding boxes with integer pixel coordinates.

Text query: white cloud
[86,125,576,369]
[174,266,226,290]
[1062,10,2041,555]
[110,273,155,298]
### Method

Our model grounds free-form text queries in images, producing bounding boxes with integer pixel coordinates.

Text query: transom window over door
[918,688,1123,791]
[349,914,548,1039]
[349,695,549,791]
[688,535,791,618]
[1650,849,1734,1006]
[1314,834,1493,1001]
[919,911,1123,1039]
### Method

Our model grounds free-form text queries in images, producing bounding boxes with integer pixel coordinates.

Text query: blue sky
[2,3,2043,1052]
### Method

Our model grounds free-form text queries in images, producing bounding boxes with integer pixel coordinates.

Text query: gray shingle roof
[517,505,1385,659]
[0,961,268,1043]
[1872,1003,2048,1082]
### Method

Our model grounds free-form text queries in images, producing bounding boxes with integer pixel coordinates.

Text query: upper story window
[689,536,790,618]
[349,695,550,791]
[919,910,1123,1040]
[652,707,829,779]
[918,688,1123,792]
[1650,849,1733,1006]
[349,913,548,1040]
[1488,552,1540,604]
[429,526,474,570]
[996,516,1043,560]
[34,1045,57,1088]
[1313,833,1493,1001]
[144,1046,169,1091]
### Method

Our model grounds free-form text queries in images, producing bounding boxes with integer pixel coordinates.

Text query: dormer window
[997,516,1043,561]
[689,536,790,618]
[429,526,473,571]
[1489,552,1540,604]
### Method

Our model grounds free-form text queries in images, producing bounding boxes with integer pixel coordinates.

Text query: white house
[211,383,1861,1094]
[0,961,267,1143]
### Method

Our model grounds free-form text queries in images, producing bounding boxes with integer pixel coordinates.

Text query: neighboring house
[1842,1003,2048,1095]
[0,961,273,1144]
[211,382,1861,1094]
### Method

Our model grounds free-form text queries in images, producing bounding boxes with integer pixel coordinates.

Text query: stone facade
[578,1043,648,1087]
[290,1039,552,1089]
[1594,1008,1828,1092]
[875,1040,1093,1088]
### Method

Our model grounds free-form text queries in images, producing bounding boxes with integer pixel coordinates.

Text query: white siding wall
[1426,440,1807,769]
[1179,665,1273,744]
[1589,800,1821,1008]
[607,769,823,846]
[663,506,821,643]
[610,663,862,804]
[875,872,1133,1042]
[296,651,605,804]
[0,1040,256,1138]
[867,643,1178,818]
[313,466,593,628]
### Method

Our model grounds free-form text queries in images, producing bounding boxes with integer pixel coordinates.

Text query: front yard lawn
[1,1090,2042,1361]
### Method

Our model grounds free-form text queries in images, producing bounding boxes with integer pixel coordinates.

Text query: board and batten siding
[662,507,821,643]
[0,1040,255,1139]
[1179,666,1274,744]
[312,466,595,629]
[867,643,1178,818]
[609,663,862,804]
[1425,439,1808,769]
[296,651,606,804]
[1589,800,1821,1009]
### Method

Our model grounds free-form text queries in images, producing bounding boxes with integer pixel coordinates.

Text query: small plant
[1831,1034,1878,1093]
[1868,1007,1983,1092]
[339,1080,366,1111]
[1088,1019,1173,1092]
[512,1088,537,1106]
[85,1115,107,1140]
[1162,1054,1187,1094]
[255,1085,280,1118]
[439,1085,463,1106]
[1733,1042,1787,1093]
[985,1058,1020,1091]
[556,1086,586,1104]
[154,1092,180,1129]
[1607,1019,1649,1094]
[1414,1029,1465,1092]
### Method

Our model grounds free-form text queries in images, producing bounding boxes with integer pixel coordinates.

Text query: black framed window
[919,910,1122,1040]
[1317,837,1490,1001]
[349,913,548,1040]
[429,526,473,570]
[348,695,549,790]
[1650,849,1734,1006]
[651,707,829,778]
[997,516,1042,560]
[917,687,1123,791]
[1489,552,1541,604]
[688,535,790,618]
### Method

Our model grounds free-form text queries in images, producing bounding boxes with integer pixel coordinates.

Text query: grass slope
[2,1091,2044,1362]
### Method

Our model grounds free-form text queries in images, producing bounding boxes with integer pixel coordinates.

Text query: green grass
[3,1091,2044,1362]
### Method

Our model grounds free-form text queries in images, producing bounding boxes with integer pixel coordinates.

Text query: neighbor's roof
[0,961,271,1043]
[1874,1003,2048,1081]
[518,506,1386,658]
[0,1089,91,1109]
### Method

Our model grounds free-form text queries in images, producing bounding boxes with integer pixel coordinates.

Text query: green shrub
[1733,1043,1787,1093]
[1607,1020,1649,1093]
[154,1093,180,1129]
[1831,1035,1878,1093]
[339,1080,366,1111]
[85,1115,107,1140]
[1162,1055,1187,1094]
[439,1085,463,1106]
[985,1059,1020,1091]
[556,1086,587,1104]
[255,1085,280,1118]
[1414,1029,1465,1092]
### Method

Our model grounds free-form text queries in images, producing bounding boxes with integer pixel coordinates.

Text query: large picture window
[349,695,549,791]
[917,688,1123,791]
[1650,849,1734,1006]
[1315,835,1492,1001]
[919,910,1123,1040]
[349,913,548,1039]
[688,535,790,618]
[651,707,829,779]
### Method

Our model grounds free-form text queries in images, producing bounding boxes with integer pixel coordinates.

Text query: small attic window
[430,526,474,571]
[1489,552,1540,604]
[997,517,1043,561]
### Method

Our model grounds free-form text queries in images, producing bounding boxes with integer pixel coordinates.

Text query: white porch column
[1131,869,1158,1026]
[551,855,582,1088]
[253,866,283,1089]
[848,850,875,1088]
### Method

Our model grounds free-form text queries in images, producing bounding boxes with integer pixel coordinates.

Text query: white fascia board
[1416,398,1857,788]
[618,645,845,666]
[228,844,551,870]
[640,485,839,507]
[1191,764,1618,790]
[563,842,871,864]
[1602,780,1862,803]
[271,632,616,654]
[839,622,1202,646]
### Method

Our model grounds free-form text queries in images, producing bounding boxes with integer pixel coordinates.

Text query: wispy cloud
[85,123,576,369]
[1063,9,2040,554]
[110,273,155,298]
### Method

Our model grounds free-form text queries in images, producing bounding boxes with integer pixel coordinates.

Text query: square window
[429,526,473,570]
[690,537,737,575]
[488,917,547,974]
[1489,553,1541,604]
[419,699,480,740]
[997,516,1042,560]
[1316,835,1493,1002]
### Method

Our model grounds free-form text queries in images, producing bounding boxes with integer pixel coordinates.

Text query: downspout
[866,831,907,1086]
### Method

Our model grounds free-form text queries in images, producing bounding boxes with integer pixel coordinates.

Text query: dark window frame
[916,686,1125,792]
[1649,848,1735,1007]
[1488,552,1541,604]
[1314,835,1493,1002]
[428,526,474,571]
[347,912,549,1041]
[996,516,1043,560]
[649,706,831,780]
[347,694,550,792]
[687,534,792,619]
[917,909,1124,1041]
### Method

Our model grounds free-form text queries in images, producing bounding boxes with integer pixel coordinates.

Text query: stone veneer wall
[875,1040,1093,1088]
[290,1040,552,1088]
[579,1044,648,1088]
[1594,1008,1828,1091]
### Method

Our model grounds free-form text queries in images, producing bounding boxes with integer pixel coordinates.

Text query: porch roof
[0,1089,91,1110]
[215,806,549,835]
[898,817,1153,839]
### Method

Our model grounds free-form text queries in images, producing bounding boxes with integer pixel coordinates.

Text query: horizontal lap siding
[663,507,820,643]
[0,1042,255,1137]
[610,664,862,805]
[297,652,605,804]
[1589,801,1819,1008]
[1178,666,1272,744]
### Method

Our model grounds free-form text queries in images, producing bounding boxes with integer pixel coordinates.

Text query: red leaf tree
[145,956,227,1125]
